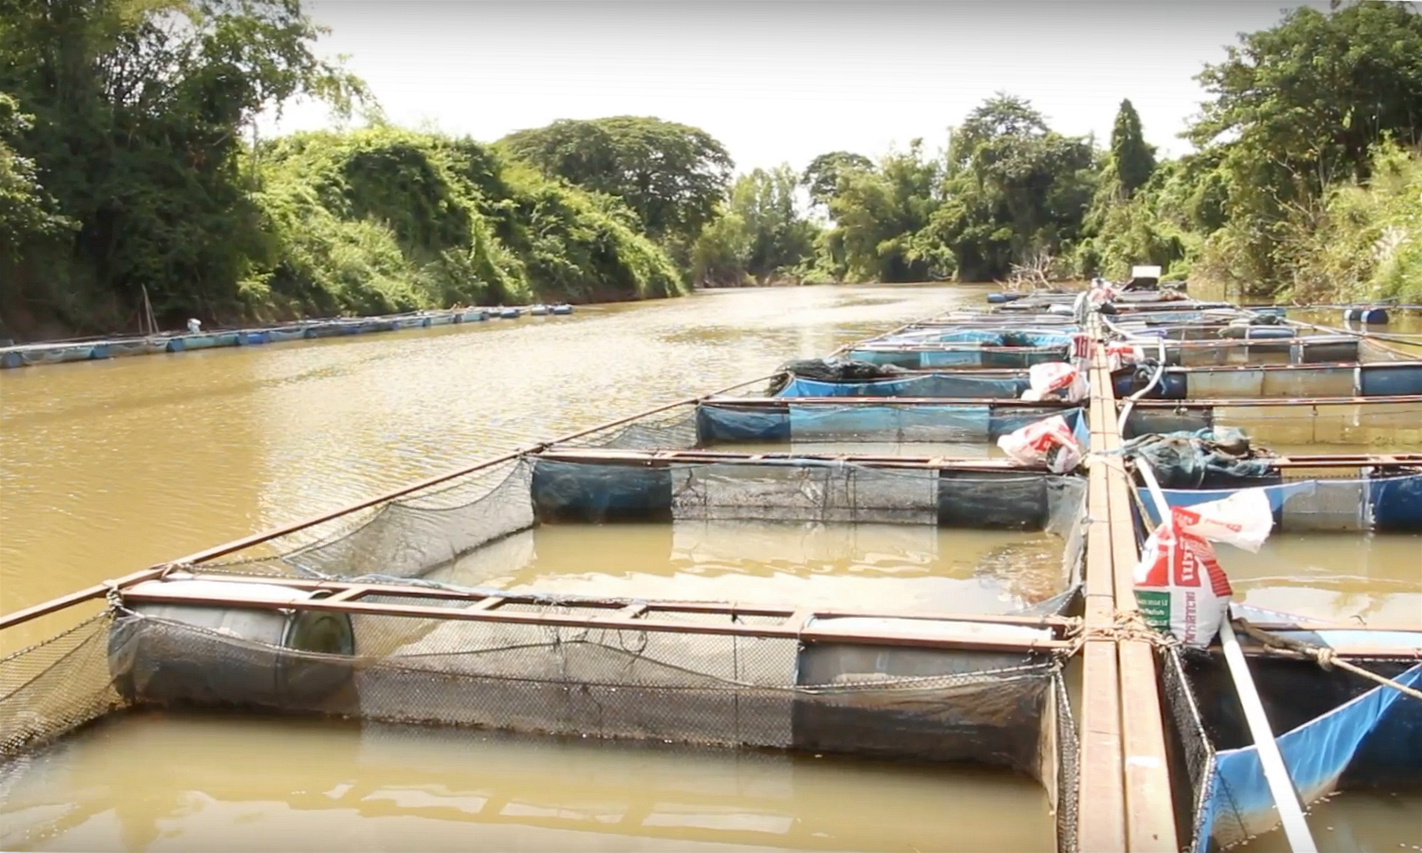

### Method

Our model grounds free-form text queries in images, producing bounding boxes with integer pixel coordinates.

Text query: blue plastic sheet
[775,373,1030,399]
[1139,472,1422,532]
[695,402,1090,447]
[1198,663,1422,850]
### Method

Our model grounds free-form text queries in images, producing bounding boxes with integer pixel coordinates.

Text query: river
[1,285,1418,851]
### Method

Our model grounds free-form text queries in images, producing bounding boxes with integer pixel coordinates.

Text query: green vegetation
[1,0,1418,339]
[0,1,684,338]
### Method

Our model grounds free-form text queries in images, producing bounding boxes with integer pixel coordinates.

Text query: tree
[1185,0,1422,294]
[1191,0,1422,187]
[1107,99,1156,200]
[0,0,367,325]
[0,93,71,253]
[801,150,873,209]
[927,95,1096,280]
[498,116,733,251]
[691,164,819,285]
[827,140,943,282]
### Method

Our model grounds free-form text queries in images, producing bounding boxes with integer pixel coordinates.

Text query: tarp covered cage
[696,399,1090,447]
[1113,362,1422,399]
[1135,469,1422,532]
[776,371,1042,399]
[844,345,1070,370]
[0,587,1083,853]
[1122,397,1422,448]
[1161,645,1422,853]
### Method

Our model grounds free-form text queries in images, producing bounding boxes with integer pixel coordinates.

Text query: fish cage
[6,288,1417,853]
[1123,396,1422,449]
[1160,625,1422,853]
[694,398,1089,450]
[1112,361,1422,399]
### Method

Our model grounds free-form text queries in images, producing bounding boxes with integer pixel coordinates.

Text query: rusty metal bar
[114,584,1070,654]
[1128,394,1422,408]
[699,395,1079,408]
[114,572,1075,629]
[531,447,1050,471]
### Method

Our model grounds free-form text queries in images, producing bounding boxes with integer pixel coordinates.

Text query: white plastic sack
[996,415,1084,474]
[1021,362,1089,403]
[1132,488,1275,647]
[1105,342,1144,371]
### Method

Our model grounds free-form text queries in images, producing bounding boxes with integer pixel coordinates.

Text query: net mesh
[2,599,1076,790]
[0,612,125,758]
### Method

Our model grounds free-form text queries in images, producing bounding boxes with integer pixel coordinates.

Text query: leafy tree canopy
[800,150,873,209]
[498,116,733,248]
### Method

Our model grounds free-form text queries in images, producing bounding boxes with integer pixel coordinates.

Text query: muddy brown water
[2,285,1419,851]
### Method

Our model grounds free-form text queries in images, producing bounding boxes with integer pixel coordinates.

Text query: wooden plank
[1078,358,1128,851]
[1093,343,1180,853]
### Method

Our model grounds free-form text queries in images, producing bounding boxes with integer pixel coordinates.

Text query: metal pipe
[1117,335,1168,435]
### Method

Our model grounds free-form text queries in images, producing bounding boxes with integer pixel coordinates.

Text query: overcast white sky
[262,0,1332,172]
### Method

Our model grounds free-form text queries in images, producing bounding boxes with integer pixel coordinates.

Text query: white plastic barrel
[108,579,355,710]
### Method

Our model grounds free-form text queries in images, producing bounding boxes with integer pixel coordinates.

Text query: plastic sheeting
[846,346,1070,369]
[1137,471,1422,532]
[696,402,1090,448]
[775,373,1032,399]
[1165,648,1422,852]
[1121,429,1278,489]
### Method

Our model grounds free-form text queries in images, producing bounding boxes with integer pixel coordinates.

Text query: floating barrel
[0,351,23,369]
[108,579,355,710]
[986,293,1027,304]
[1345,307,1390,324]
[238,331,270,345]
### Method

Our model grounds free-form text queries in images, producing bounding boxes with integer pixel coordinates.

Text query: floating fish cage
[3,286,1419,853]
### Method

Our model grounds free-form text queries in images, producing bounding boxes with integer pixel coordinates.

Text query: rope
[1060,610,1178,657]
[1236,618,1422,703]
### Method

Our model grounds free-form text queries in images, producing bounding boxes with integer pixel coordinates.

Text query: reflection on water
[1217,533,1422,624]
[0,712,1056,853]
[435,521,1068,613]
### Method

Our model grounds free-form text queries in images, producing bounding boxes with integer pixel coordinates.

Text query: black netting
[0,612,126,759]
[96,603,1066,773]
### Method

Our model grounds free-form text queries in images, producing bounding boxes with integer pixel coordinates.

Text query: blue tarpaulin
[1198,663,1422,850]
